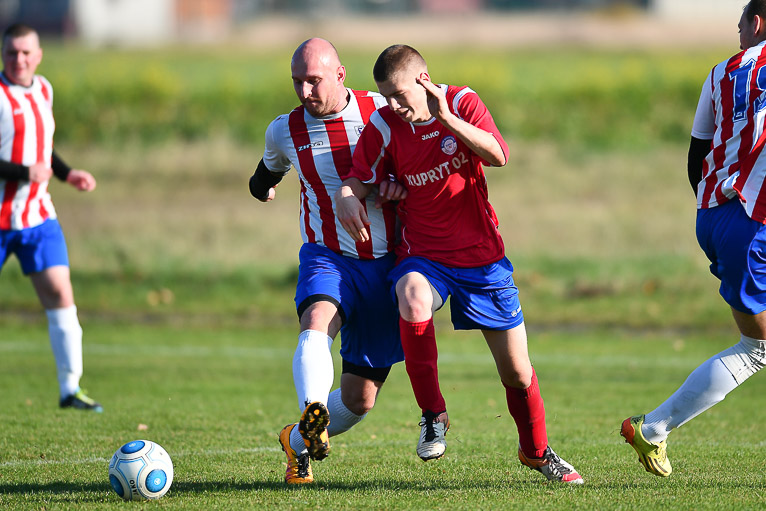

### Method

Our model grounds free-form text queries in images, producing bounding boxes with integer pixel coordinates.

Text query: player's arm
[249,159,284,202]
[0,158,60,183]
[252,117,292,202]
[335,177,373,242]
[417,77,506,166]
[687,136,712,194]
[688,71,714,196]
[52,150,96,191]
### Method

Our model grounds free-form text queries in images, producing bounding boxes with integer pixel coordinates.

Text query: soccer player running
[249,38,405,484]
[621,1,766,477]
[335,44,583,484]
[0,24,101,412]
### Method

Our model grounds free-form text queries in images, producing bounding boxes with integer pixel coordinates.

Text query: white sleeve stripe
[451,86,475,120]
[367,112,392,184]
[370,111,391,147]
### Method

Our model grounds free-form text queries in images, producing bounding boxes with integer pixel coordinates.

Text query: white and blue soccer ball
[108,440,174,501]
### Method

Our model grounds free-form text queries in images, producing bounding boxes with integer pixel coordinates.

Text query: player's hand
[335,185,370,242]
[417,76,450,122]
[374,179,407,208]
[28,162,52,183]
[66,169,97,192]
[256,187,276,202]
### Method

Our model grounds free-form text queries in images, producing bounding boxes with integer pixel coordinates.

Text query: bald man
[249,38,405,484]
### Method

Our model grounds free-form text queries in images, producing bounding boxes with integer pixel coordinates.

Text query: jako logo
[422,130,440,141]
[297,141,323,152]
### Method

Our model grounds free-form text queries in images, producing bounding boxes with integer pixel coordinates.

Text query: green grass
[0,321,762,509]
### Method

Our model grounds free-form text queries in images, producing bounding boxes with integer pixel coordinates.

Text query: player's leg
[483,326,583,484]
[324,251,401,435]
[642,309,766,439]
[23,220,101,412]
[325,369,385,437]
[393,266,450,460]
[622,200,766,476]
[290,300,341,462]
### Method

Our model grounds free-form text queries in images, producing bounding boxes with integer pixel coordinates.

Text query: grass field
[1,321,763,509]
[1,32,765,509]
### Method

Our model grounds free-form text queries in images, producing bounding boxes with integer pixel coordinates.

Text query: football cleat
[620,415,672,477]
[278,424,313,484]
[298,401,331,461]
[518,446,584,484]
[417,410,450,461]
[59,388,103,413]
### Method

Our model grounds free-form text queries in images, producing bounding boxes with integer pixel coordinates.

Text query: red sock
[504,368,548,459]
[399,317,445,415]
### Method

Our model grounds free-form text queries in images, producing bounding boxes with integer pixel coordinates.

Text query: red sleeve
[454,89,509,166]
[348,116,390,185]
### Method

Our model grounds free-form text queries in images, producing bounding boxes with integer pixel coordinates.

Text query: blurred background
[0,0,751,330]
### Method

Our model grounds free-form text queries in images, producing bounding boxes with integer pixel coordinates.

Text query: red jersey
[0,73,56,231]
[348,85,509,267]
[693,40,766,222]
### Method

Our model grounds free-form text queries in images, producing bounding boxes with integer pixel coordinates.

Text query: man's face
[2,32,42,87]
[376,69,429,123]
[291,53,345,118]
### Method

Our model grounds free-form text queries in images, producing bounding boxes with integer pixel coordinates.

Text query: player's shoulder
[351,89,388,109]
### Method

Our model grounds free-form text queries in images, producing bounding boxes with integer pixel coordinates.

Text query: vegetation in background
[39,44,729,151]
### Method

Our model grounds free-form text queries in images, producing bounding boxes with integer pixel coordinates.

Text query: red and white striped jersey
[693,40,766,222]
[0,73,56,231]
[347,85,509,268]
[263,88,396,259]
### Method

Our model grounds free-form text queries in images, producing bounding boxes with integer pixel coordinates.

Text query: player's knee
[721,335,766,384]
[500,368,533,389]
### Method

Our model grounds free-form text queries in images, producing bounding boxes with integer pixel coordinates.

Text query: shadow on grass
[3,476,760,499]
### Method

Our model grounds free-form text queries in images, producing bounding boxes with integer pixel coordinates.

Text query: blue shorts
[0,219,69,275]
[389,256,524,331]
[295,243,404,369]
[697,199,766,314]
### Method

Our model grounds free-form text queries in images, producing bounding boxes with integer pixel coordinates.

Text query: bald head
[291,38,347,117]
[292,38,340,70]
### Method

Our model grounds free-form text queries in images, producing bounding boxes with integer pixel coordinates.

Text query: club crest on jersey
[441,136,457,155]
[297,140,323,152]
[354,125,365,137]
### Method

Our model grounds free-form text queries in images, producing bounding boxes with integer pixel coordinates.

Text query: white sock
[326,388,366,437]
[292,329,334,413]
[46,305,83,399]
[641,335,765,443]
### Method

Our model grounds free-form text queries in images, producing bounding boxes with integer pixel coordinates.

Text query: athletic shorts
[388,256,524,331]
[295,243,404,370]
[697,199,766,314]
[0,219,69,275]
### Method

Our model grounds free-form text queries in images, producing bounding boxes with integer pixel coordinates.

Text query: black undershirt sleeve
[249,159,285,201]
[0,159,29,180]
[51,150,72,181]
[687,136,712,195]
[0,150,73,182]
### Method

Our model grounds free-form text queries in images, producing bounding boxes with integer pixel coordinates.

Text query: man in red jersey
[0,24,101,412]
[621,0,766,477]
[249,38,405,485]
[335,44,582,483]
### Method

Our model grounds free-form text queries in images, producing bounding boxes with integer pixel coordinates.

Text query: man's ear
[755,14,765,37]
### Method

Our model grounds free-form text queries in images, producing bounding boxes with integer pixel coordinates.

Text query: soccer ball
[108,440,174,501]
